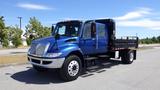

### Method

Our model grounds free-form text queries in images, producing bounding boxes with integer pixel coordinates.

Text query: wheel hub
[130,52,134,62]
[68,60,79,76]
[72,65,77,70]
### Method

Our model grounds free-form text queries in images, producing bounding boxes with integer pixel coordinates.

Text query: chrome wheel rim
[68,60,79,76]
[130,52,134,62]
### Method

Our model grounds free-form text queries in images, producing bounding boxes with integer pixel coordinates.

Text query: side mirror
[54,33,60,40]
[91,22,96,38]
[51,25,54,33]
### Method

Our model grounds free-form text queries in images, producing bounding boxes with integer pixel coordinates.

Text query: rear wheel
[59,55,82,81]
[121,50,134,64]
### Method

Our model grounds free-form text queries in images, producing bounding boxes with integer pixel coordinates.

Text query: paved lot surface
[0,47,160,90]
[0,48,28,56]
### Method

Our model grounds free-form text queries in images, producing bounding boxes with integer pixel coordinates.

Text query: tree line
[140,36,160,44]
[0,16,51,48]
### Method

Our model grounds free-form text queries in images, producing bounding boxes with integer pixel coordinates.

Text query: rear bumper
[28,55,65,69]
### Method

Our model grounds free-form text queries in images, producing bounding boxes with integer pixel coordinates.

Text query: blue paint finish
[79,38,97,54]
[30,20,109,59]
[57,37,83,57]
[96,23,109,53]
[32,36,82,58]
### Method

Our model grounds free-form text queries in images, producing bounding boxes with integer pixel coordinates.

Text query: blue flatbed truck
[28,19,139,81]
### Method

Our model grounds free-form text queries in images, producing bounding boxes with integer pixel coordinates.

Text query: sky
[0,0,160,38]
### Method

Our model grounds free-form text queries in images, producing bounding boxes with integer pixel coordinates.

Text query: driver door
[80,22,97,55]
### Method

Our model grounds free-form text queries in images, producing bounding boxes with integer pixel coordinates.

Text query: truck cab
[28,19,138,81]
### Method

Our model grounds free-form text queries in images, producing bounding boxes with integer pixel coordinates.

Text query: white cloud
[114,7,151,20]
[114,7,160,30]
[17,3,53,10]
[117,19,160,30]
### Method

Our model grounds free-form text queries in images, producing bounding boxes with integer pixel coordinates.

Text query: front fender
[60,45,83,57]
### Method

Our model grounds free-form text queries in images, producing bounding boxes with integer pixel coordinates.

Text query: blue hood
[33,36,55,44]
[32,36,79,53]
[33,36,78,44]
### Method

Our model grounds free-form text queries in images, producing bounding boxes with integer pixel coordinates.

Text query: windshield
[54,21,81,37]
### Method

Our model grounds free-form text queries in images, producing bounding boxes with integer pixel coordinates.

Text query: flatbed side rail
[111,36,139,50]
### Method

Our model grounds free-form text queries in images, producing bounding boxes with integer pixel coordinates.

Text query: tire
[33,65,48,72]
[121,50,134,64]
[59,55,82,81]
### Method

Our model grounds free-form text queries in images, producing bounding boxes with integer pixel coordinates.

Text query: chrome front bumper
[28,55,65,68]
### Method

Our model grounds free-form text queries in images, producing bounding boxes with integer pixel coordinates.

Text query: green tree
[25,17,43,38]
[140,36,160,44]
[8,25,23,47]
[43,26,51,37]
[26,38,32,46]
[0,16,9,47]
[157,36,160,43]
[151,37,158,43]
[25,17,51,45]
[0,16,5,29]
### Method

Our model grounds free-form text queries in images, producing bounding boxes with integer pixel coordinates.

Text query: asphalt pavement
[0,47,160,90]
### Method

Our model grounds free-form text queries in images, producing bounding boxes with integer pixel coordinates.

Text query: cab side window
[83,23,91,39]
[97,24,106,38]
[83,22,96,39]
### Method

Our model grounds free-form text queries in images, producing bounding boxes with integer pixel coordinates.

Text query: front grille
[31,59,41,64]
[36,45,46,55]
[42,61,52,65]
[29,43,50,56]
[31,58,52,65]
[30,43,38,54]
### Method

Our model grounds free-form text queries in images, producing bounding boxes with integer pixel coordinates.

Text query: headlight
[46,53,62,57]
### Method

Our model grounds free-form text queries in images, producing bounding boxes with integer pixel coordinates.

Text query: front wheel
[59,55,82,81]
